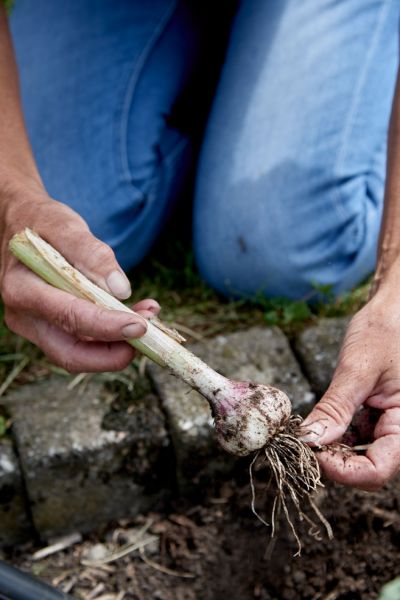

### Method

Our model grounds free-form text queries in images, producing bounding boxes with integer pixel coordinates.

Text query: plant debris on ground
[2,475,399,600]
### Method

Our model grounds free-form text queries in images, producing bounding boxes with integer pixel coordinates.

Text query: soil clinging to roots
[249,415,333,556]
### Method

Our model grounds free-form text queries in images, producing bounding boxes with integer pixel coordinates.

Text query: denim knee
[192,0,397,299]
[194,161,382,300]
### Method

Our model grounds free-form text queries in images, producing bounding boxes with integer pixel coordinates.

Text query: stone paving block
[0,439,33,547]
[294,317,350,397]
[3,376,171,539]
[149,326,315,486]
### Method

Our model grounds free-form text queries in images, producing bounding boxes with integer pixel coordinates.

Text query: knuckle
[58,352,80,374]
[3,309,18,333]
[37,325,82,373]
[1,283,13,307]
[63,361,80,374]
[1,273,20,307]
[57,299,80,336]
[91,240,115,265]
[89,306,113,339]
[335,350,371,378]
[47,221,86,250]
[335,354,354,373]
[55,208,89,234]
[315,394,353,427]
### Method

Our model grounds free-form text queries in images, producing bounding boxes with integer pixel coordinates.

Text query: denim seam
[332,0,392,220]
[109,135,190,252]
[137,136,190,215]
[115,0,179,191]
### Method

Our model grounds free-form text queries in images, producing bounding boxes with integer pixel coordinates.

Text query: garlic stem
[9,229,292,456]
[9,228,228,389]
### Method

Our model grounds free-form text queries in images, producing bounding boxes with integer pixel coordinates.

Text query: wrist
[0,171,46,209]
[370,255,400,307]
[371,248,400,297]
[0,177,49,249]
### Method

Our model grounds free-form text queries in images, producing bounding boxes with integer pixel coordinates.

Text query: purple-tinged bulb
[210,381,292,456]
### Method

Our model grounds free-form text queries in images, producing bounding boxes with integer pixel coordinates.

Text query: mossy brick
[294,317,350,397]
[3,376,171,538]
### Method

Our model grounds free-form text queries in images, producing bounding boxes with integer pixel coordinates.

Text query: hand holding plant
[0,187,159,373]
[302,294,400,490]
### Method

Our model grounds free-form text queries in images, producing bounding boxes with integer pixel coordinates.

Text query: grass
[0,233,370,431]
[130,238,370,335]
[2,0,14,14]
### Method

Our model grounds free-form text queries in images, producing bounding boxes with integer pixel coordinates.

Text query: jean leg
[10,0,204,270]
[194,0,400,299]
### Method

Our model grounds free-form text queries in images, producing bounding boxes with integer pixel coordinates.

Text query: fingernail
[122,322,147,339]
[299,420,326,443]
[106,270,131,299]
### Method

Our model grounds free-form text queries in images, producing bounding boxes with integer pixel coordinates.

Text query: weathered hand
[0,184,159,372]
[301,294,400,491]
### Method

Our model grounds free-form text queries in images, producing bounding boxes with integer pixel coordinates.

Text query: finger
[300,356,377,445]
[132,299,160,316]
[366,388,400,411]
[317,407,400,490]
[316,434,400,490]
[38,210,132,299]
[4,267,147,341]
[374,406,400,438]
[7,311,136,372]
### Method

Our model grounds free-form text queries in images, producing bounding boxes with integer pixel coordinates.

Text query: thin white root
[249,415,333,556]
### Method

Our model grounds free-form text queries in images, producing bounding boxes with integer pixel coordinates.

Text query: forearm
[372,67,400,295]
[0,5,42,191]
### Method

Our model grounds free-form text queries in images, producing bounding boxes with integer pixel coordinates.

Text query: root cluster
[249,415,333,556]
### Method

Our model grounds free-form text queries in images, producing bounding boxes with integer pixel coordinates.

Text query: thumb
[43,216,132,300]
[300,358,376,445]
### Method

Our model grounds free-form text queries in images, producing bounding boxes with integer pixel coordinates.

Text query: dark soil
[4,474,399,600]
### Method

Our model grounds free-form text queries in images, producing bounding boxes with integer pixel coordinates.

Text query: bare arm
[373,70,400,294]
[302,68,400,490]
[0,6,158,372]
[0,6,43,189]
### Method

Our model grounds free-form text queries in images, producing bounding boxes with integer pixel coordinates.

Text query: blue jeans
[11,0,400,299]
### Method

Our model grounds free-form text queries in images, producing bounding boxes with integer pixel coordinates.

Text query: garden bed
[4,474,399,600]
